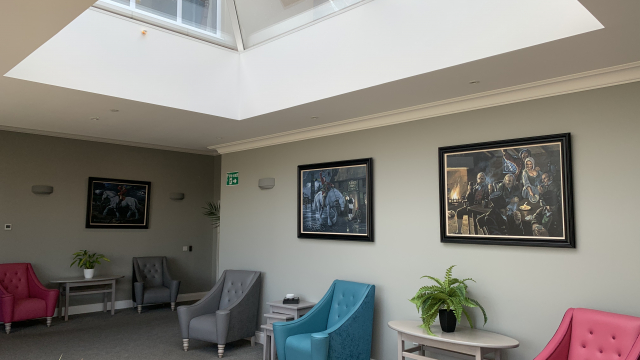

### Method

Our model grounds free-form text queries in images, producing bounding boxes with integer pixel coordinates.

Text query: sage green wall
[0,131,218,306]
[219,82,640,360]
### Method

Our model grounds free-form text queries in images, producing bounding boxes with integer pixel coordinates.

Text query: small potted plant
[70,250,110,279]
[409,265,487,335]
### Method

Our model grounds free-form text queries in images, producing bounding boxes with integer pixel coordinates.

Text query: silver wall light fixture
[32,185,54,195]
[258,178,275,189]
[169,192,185,200]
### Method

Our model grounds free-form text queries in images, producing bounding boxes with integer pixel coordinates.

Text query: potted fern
[70,250,110,279]
[409,265,487,335]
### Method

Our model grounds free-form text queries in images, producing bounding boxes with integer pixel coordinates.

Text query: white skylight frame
[94,0,227,47]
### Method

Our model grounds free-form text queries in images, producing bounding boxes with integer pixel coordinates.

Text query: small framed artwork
[298,158,373,242]
[439,133,574,248]
[86,177,151,229]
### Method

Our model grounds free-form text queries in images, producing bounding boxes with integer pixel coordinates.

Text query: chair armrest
[26,265,59,317]
[177,277,225,339]
[273,283,336,360]
[215,273,262,344]
[534,308,574,360]
[312,285,375,360]
[0,284,15,323]
[169,280,180,303]
[310,333,330,360]
[134,282,145,305]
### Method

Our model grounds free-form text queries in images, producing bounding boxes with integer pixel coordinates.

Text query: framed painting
[439,133,574,247]
[298,158,373,242]
[86,177,151,229]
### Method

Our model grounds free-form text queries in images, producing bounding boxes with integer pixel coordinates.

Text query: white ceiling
[1,0,639,155]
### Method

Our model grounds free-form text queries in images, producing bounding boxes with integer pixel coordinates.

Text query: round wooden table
[388,320,519,360]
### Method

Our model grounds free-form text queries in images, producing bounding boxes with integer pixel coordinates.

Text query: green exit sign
[226,172,239,186]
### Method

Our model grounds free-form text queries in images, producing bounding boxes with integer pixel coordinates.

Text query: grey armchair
[177,270,261,358]
[132,256,181,313]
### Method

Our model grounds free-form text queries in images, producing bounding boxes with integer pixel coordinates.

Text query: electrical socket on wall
[4,224,11,231]
[182,246,188,252]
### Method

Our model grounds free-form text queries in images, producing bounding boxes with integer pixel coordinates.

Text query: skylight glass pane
[94,0,238,50]
[235,0,368,48]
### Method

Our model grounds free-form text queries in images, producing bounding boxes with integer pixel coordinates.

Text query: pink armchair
[535,308,640,360]
[0,263,59,334]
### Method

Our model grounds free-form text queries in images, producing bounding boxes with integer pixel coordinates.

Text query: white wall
[219,82,640,360]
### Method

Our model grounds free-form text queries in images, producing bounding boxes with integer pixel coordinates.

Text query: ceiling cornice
[0,125,218,156]
[212,61,640,154]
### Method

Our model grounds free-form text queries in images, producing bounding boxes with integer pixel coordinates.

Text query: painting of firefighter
[298,158,373,242]
[86,177,151,229]
[439,133,574,248]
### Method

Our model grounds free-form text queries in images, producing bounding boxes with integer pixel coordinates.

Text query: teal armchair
[273,280,375,360]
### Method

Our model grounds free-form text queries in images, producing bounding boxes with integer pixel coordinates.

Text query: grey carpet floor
[0,304,263,360]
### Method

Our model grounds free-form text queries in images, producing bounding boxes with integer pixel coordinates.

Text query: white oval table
[388,320,519,360]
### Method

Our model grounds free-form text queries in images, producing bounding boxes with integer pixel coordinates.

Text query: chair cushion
[219,271,257,310]
[285,333,313,360]
[134,257,164,287]
[143,286,170,305]
[189,313,218,343]
[13,298,46,322]
[0,263,30,300]
[327,281,369,328]
[568,308,640,360]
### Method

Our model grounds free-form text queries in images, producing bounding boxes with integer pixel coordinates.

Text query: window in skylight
[94,0,237,49]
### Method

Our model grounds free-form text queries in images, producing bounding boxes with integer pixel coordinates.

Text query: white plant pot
[84,269,95,279]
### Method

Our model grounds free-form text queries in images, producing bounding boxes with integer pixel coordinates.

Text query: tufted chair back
[133,257,165,288]
[0,263,30,300]
[326,280,370,329]
[219,270,260,310]
[568,308,640,360]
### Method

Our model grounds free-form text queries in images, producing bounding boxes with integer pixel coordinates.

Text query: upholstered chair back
[133,257,165,288]
[326,280,370,329]
[0,263,30,300]
[219,270,259,310]
[568,308,640,360]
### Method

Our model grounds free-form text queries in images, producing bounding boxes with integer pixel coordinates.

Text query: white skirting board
[51,292,208,317]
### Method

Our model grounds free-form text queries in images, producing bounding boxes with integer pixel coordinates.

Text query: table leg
[397,333,405,360]
[475,347,483,360]
[58,285,63,319]
[103,291,108,312]
[64,283,70,322]
[262,332,269,360]
[110,280,116,315]
[495,349,501,360]
[270,331,275,360]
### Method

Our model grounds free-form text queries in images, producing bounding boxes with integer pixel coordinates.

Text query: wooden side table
[266,300,316,320]
[262,299,317,360]
[388,320,519,360]
[50,275,124,321]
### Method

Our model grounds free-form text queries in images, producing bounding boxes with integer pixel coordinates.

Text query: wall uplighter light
[258,178,275,190]
[32,185,54,195]
[170,192,185,200]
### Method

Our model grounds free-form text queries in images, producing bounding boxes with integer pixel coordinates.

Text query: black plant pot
[439,309,457,333]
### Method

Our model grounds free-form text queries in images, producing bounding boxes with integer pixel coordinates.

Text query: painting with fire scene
[439,133,575,248]
[86,177,151,229]
[298,158,373,242]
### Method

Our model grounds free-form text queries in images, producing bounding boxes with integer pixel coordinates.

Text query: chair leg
[218,344,225,358]
[46,317,52,327]
[137,305,142,314]
[4,323,10,334]
[183,339,189,351]
[171,302,176,311]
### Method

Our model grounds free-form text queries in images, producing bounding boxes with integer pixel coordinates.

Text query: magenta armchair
[0,263,59,334]
[535,308,640,360]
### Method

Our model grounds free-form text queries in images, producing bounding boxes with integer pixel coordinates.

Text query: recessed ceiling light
[90,117,100,121]
[469,80,480,85]
[311,116,319,120]
[110,109,119,112]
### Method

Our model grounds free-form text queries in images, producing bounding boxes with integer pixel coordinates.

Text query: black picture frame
[439,133,575,248]
[86,177,151,229]
[298,158,373,242]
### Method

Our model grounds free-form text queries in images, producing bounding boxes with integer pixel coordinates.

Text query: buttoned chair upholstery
[0,263,59,334]
[273,280,375,360]
[177,270,261,358]
[132,257,180,313]
[535,308,640,360]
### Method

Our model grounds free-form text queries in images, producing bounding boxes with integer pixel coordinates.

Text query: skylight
[93,0,369,50]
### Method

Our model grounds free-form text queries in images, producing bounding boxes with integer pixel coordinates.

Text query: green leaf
[420,275,444,287]
[462,308,474,328]
[468,298,488,325]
